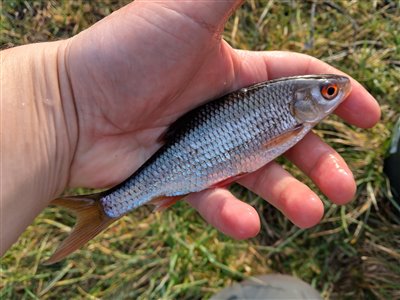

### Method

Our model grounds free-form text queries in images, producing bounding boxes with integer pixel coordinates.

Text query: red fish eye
[321,84,338,100]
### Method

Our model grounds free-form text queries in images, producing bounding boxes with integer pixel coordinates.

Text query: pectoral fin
[209,173,248,189]
[263,124,304,148]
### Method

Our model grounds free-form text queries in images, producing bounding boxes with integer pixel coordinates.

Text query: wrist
[1,40,78,253]
[2,40,79,199]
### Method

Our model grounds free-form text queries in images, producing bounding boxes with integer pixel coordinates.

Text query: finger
[285,132,356,205]
[238,162,324,228]
[186,188,260,239]
[232,50,381,129]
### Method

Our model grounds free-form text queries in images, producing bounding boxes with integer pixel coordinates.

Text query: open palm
[62,0,380,238]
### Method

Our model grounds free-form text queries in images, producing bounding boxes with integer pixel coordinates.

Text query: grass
[1,0,399,299]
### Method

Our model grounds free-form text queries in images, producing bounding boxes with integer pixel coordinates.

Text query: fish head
[291,74,351,123]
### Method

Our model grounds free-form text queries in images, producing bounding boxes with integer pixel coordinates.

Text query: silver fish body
[46,74,351,264]
[100,74,351,218]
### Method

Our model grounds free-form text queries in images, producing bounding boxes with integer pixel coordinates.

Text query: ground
[1,1,399,299]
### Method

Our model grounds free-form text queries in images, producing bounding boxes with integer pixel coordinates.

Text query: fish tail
[44,194,117,265]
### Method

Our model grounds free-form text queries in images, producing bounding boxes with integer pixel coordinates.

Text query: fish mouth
[334,75,352,105]
[340,77,352,100]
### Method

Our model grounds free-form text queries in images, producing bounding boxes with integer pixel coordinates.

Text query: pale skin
[0,0,380,256]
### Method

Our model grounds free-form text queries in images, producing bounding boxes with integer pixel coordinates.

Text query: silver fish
[46,74,351,264]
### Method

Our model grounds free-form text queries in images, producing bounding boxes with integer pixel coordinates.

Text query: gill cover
[292,75,351,123]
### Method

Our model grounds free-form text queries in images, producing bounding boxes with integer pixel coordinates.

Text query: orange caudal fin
[44,194,118,265]
[150,195,185,212]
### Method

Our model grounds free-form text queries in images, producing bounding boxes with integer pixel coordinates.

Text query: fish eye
[321,83,338,100]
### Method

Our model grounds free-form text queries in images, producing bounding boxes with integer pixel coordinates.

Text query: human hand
[59,0,380,239]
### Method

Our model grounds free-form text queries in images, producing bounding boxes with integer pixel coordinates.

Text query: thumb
[134,0,243,37]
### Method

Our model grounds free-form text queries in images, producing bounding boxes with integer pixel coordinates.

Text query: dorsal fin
[157,106,205,143]
[156,85,267,143]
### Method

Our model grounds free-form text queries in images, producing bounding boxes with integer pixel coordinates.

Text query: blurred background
[1,1,399,299]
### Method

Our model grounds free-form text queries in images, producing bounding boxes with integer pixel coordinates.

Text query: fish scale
[101,80,299,218]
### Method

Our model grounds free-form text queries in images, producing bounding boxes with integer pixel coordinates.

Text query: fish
[45,74,351,264]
